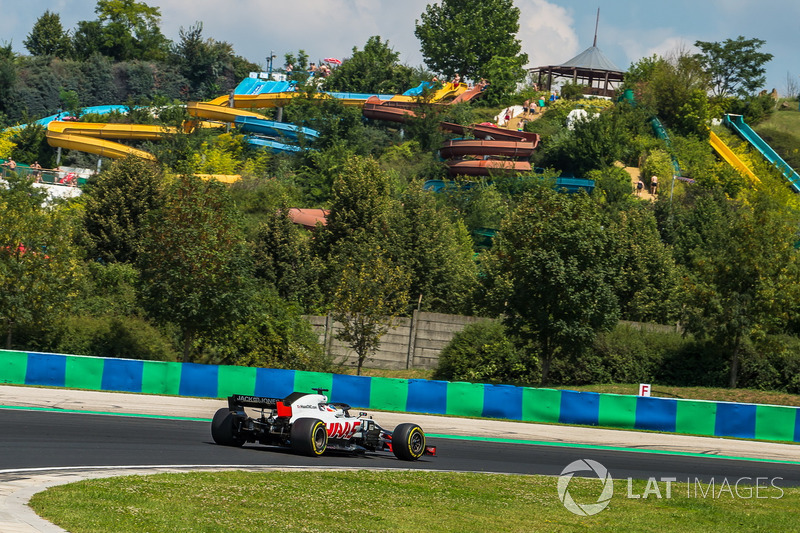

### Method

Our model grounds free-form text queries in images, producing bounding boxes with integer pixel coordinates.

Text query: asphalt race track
[2,408,799,487]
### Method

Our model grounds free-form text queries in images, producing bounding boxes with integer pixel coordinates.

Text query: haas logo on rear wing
[327,420,361,439]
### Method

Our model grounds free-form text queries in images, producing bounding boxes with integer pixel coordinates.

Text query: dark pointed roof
[559,45,622,73]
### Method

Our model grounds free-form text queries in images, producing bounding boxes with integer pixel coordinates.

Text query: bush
[738,335,800,393]
[433,320,534,384]
[51,315,179,361]
[547,324,684,385]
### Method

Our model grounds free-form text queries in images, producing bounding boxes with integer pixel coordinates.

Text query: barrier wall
[2,350,799,443]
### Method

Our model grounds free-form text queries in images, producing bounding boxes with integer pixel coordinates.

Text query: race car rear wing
[227,395,280,411]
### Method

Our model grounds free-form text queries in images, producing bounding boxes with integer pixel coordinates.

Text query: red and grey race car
[211,388,436,461]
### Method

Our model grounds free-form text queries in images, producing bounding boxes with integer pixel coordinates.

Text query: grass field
[28,470,800,533]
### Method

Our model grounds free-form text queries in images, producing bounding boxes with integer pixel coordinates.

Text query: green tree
[0,176,82,348]
[9,124,55,168]
[82,156,164,264]
[415,0,528,81]
[75,0,169,61]
[433,320,529,384]
[610,206,680,323]
[694,36,773,98]
[331,246,410,375]
[202,287,329,371]
[23,10,72,58]
[676,189,800,388]
[321,155,394,250]
[626,51,713,136]
[387,181,477,315]
[71,20,104,60]
[542,105,634,177]
[170,22,255,100]
[137,175,251,362]
[478,55,527,106]
[482,185,620,385]
[324,36,416,95]
[0,43,19,119]
[252,206,323,311]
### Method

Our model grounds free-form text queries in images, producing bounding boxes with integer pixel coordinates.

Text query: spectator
[30,161,43,182]
[650,175,658,195]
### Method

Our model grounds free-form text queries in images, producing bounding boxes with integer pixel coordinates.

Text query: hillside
[753,103,800,171]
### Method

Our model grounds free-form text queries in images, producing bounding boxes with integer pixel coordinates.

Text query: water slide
[187,102,318,152]
[38,77,462,162]
[708,131,760,183]
[724,114,800,193]
[450,84,484,104]
[649,116,682,176]
[207,81,467,109]
[46,121,160,161]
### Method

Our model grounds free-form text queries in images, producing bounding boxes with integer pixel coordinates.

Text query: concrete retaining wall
[306,311,486,370]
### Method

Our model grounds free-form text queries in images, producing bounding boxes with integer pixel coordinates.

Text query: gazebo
[528,12,625,98]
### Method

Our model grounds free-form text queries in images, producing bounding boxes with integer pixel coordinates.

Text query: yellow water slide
[202,82,468,110]
[46,121,166,161]
[709,131,760,183]
[186,102,268,122]
[428,82,468,103]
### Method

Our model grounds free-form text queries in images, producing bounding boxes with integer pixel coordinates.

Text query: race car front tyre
[211,408,244,447]
[291,418,328,457]
[392,423,426,461]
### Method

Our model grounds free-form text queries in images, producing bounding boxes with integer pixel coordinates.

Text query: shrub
[52,315,179,361]
[433,320,534,384]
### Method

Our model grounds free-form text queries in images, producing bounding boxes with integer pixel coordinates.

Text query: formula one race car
[211,389,436,461]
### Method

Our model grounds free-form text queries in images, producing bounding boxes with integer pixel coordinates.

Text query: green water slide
[649,116,682,176]
[724,114,800,193]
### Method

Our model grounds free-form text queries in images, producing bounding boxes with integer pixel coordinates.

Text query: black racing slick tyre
[211,408,244,447]
[291,418,328,457]
[392,423,426,461]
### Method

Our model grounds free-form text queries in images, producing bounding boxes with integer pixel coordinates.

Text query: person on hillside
[636,178,644,196]
[650,175,659,195]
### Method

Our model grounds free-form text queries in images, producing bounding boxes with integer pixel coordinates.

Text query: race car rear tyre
[211,408,244,447]
[291,418,328,457]
[392,423,426,461]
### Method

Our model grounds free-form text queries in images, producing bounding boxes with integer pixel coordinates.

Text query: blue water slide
[234,116,319,141]
[7,104,132,130]
[245,136,302,154]
[724,114,800,193]
[233,78,296,95]
[402,81,435,96]
[324,91,394,101]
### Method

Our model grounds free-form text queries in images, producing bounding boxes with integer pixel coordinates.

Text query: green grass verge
[29,470,800,532]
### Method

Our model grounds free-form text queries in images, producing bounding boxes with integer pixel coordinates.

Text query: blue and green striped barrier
[2,350,799,443]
